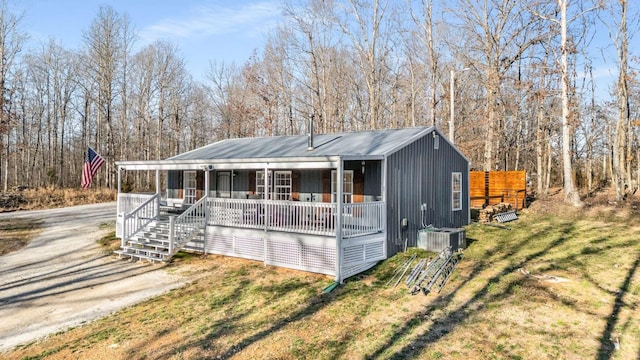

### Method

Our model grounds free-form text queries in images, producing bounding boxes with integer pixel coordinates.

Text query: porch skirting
[185,226,387,280]
[193,226,337,276]
[340,234,386,279]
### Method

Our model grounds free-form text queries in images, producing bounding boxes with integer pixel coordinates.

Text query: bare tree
[118,13,135,168]
[601,0,633,201]
[558,0,578,205]
[408,0,440,127]
[152,40,185,158]
[0,0,26,192]
[83,5,126,188]
[526,0,601,206]
[338,0,393,129]
[451,0,545,171]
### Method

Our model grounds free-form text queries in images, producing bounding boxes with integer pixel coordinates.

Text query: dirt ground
[0,203,193,353]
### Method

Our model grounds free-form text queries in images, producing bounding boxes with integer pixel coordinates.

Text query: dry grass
[0,187,116,212]
[0,218,44,256]
[3,197,640,360]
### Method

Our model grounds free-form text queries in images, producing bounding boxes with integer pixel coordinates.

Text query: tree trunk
[559,0,582,206]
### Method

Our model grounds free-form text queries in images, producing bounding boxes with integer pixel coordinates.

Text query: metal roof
[115,126,466,170]
[169,126,435,161]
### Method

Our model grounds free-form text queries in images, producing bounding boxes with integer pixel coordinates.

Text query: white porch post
[155,169,160,194]
[204,168,210,198]
[204,169,210,220]
[155,169,161,219]
[335,157,344,283]
[264,166,269,232]
[204,168,210,254]
[117,166,121,215]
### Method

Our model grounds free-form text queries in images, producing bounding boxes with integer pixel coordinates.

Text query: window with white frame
[331,170,353,203]
[273,171,292,200]
[256,170,292,200]
[452,172,462,211]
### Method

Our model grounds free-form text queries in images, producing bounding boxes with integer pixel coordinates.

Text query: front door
[184,171,197,205]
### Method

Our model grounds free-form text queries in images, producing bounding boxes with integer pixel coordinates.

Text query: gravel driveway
[0,202,189,352]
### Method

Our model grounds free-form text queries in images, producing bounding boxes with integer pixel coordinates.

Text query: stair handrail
[122,193,160,248]
[169,196,208,255]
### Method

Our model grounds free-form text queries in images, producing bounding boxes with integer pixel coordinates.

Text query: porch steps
[182,228,205,252]
[116,219,206,262]
[115,220,174,262]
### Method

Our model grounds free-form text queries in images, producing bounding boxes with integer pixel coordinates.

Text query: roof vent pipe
[307,115,314,151]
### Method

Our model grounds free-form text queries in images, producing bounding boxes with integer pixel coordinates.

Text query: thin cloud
[140,1,281,43]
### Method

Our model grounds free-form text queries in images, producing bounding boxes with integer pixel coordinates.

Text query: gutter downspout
[467,162,471,225]
[381,157,388,260]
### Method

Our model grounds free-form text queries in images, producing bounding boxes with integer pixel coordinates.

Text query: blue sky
[19,0,283,80]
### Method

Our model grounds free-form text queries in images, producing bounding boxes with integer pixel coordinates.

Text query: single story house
[115,126,470,282]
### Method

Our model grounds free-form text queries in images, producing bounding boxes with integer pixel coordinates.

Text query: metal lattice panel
[495,211,518,223]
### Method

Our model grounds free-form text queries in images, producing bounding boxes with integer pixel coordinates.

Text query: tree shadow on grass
[366,221,577,359]
[199,277,350,360]
[596,253,640,360]
[137,266,344,360]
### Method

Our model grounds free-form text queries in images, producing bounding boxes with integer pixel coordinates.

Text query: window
[256,170,292,200]
[452,172,462,211]
[331,170,353,203]
[273,171,292,200]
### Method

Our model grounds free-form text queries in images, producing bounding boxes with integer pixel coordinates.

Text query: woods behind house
[0,0,637,205]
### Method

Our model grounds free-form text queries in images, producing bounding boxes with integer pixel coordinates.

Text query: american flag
[81,147,105,189]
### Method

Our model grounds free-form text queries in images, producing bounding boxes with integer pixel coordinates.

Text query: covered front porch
[115,155,388,282]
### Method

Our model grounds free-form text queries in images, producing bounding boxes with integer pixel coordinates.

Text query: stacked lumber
[478,202,513,223]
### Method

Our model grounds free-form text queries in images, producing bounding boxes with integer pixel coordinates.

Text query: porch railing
[207,198,264,230]
[169,196,208,255]
[265,200,337,236]
[121,193,160,247]
[206,198,384,238]
[116,193,155,238]
[342,201,385,238]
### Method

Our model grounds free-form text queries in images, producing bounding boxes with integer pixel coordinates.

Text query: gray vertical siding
[363,161,382,200]
[232,170,250,198]
[343,160,382,200]
[385,130,469,257]
[167,170,182,198]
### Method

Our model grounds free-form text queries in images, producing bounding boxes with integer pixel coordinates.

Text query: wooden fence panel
[470,171,526,210]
